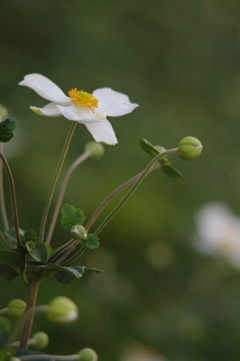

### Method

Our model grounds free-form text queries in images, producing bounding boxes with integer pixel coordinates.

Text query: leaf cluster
[0,118,17,143]
[139,138,183,179]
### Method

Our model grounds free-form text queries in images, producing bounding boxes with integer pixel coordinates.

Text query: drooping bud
[178,136,202,161]
[70,225,87,240]
[78,348,98,361]
[85,141,105,160]
[33,332,49,349]
[8,299,26,318]
[47,296,78,324]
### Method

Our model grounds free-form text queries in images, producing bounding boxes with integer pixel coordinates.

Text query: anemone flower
[19,74,139,145]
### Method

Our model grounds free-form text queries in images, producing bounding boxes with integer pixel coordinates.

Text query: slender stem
[94,148,179,236]
[0,307,8,315]
[54,239,79,265]
[85,166,158,232]
[39,122,78,243]
[10,338,35,348]
[47,238,77,264]
[19,277,41,349]
[0,144,9,230]
[45,150,91,244]
[19,354,79,360]
[61,245,86,266]
[0,150,23,250]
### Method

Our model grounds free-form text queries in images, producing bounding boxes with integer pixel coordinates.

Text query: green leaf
[3,229,23,245]
[139,138,160,157]
[61,203,85,230]
[84,234,100,250]
[54,266,85,284]
[0,265,19,281]
[161,165,183,179]
[0,316,11,348]
[25,241,49,263]
[84,267,103,274]
[0,251,24,272]
[0,232,12,251]
[0,118,17,142]
[23,230,38,244]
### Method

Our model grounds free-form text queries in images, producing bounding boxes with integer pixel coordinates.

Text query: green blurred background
[1,0,240,360]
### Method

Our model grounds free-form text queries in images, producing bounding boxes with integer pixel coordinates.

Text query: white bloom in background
[120,342,167,361]
[19,73,139,145]
[193,202,240,268]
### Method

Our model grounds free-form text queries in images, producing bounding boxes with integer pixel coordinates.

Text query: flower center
[68,89,98,110]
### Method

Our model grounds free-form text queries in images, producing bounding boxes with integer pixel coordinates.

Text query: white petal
[19,74,70,103]
[92,88,139,117]
[85,119,118,145]
[30,102,62,117]
[57,104,106,124]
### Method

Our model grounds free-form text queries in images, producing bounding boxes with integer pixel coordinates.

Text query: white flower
[193,202,240,268]
[19,73,139,145]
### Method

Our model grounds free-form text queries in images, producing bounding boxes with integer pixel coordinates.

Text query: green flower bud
[78,348,98,361]
[178,136,202,161]
[8,299,26,318]
[47,296,78,324]
[33,332,49,349]
[70,225,87,240]
[85,141,105,160]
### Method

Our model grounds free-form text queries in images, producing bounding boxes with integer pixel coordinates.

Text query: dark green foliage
[54,266,85,284]
[84,234,100,249]
[0,118,17,142]
[61,204,85,230]
[25,241,49,263]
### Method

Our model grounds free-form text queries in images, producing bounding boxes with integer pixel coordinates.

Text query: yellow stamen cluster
[68,88,98,110]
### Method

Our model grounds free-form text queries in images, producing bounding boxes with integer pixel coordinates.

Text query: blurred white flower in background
[120,342,167,361]
[193,202,240,268]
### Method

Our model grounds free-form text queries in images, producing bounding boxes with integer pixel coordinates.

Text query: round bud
[70,225,87,240]
[33,332,49,349]
[78,348,98,361]
[47,296,78,324]
[178,136,202,161]
[85,141,105,160]
[8,299,26,318]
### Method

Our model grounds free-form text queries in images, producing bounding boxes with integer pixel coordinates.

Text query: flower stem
[85,165,158,232]
[0,143,9,231]
[94,148,179,236]
[0,307,8,315]
[39,122,78,243]
[19,354,79,360]
[0,150,23,250]
[45,150,91,244]
[19,277,41,349]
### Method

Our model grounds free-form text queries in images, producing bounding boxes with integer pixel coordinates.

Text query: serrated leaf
[84,234,100,250]
[0,316,11,348]
[54,266,85,284]
[25,241,49,263]
[161,165,183,179]
[61,203,85,230]
[0,251,24,272]
[0,118,17,143]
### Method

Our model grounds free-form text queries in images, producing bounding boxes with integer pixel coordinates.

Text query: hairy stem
[19,277,40,349]
[45,150,91,244]
[0,150,22,250]
[0,144,9,231]
[85,166,158,232]
[94,148,179,236]
[39,122,77,243]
